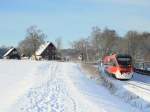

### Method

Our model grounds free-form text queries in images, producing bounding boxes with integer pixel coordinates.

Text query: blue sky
[0,0,150,48]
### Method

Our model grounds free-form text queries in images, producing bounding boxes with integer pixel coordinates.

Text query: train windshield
[117,57,132,66]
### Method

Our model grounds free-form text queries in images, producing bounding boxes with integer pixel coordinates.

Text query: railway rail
[126,81,150,94]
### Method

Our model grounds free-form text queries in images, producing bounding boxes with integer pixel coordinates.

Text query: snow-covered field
[0,60,50,112]
[0,60,141,112]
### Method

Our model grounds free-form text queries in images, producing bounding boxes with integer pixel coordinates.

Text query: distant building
[3,47,20,59]
[35,42,57,60]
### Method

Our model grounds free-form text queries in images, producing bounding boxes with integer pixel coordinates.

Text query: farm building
[3,47,20,59]
[35,42,57,60]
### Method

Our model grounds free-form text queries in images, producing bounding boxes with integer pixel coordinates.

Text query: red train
[103,54,134,79]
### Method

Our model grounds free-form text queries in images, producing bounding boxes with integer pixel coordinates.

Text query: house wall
[41,44,56,60]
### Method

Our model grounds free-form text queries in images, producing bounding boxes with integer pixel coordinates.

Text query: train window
[117,57,132,65]
[117,58,130,61]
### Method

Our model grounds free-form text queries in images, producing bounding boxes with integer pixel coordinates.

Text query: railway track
[124,80,150,103]
[126,81,150,94]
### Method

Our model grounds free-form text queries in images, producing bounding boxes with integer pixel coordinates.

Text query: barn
[3,47,20,59]
[35,42,57,60]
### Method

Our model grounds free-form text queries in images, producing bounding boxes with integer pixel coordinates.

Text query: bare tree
[71,38,90,62]
[90,27,119,58]
[18,25,46,57]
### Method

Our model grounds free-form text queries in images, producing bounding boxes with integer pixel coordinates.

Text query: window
[117,57,132,66]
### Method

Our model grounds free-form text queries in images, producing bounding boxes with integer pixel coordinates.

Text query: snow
[0,60,141,112]
[0,60,50,112]
[132,73,150,84]
[126,73,150,105]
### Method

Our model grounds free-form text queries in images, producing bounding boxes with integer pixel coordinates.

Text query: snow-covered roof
[3,48,15,57]
[35,42,53,56]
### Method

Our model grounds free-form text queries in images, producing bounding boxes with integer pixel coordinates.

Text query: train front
[115,54,134,79]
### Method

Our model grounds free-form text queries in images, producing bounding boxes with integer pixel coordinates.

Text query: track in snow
[127,81,150,93]
[11,62,76,112]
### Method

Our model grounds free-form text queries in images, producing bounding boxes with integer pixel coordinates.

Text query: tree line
[0,25,149,62]
[71,26,150,62]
